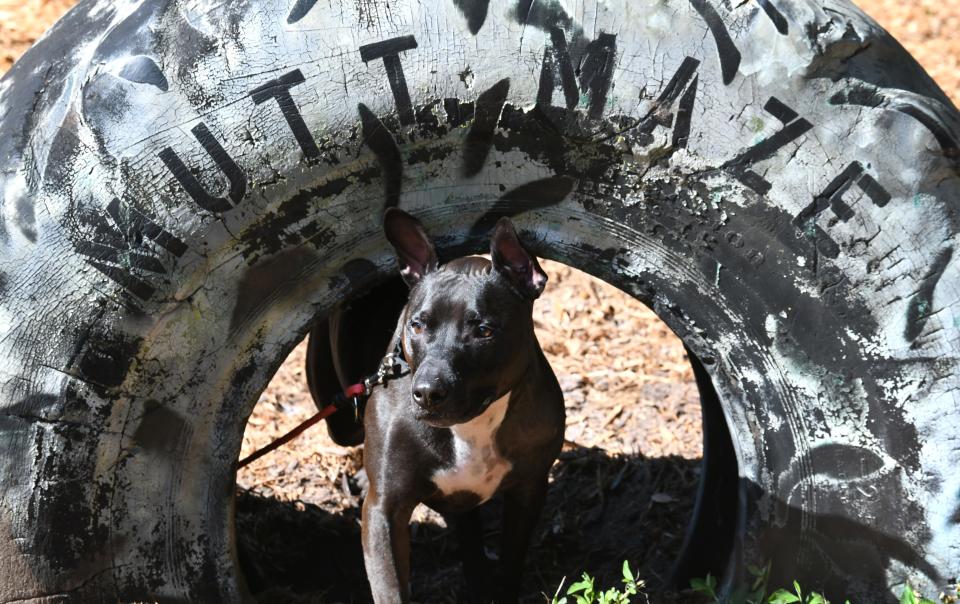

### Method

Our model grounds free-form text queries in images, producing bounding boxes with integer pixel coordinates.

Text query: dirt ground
[3,1,959,602]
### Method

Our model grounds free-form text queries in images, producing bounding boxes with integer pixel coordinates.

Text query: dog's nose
[412,381,448,408]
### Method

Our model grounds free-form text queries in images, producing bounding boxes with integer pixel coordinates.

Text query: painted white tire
[0,0,958,600]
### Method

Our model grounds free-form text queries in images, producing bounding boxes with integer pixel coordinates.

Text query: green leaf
[768,589,801,604]
[806,592,827,604]
[728,585,751,604]
[622,560,635,583]
[794,581,803,598]
[568,579,591,595]
[750,563,770,592]
[901,584,917,604]
[690,574,717,599]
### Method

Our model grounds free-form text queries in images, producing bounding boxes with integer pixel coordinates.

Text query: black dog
[356,209,565,603]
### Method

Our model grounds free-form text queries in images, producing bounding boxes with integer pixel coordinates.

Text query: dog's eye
[475,325,494,338]
[410,319,425,335]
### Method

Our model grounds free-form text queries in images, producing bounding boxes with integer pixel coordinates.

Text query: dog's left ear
[490,217,547,300]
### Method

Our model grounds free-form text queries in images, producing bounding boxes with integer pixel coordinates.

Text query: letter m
[537,28,617,120]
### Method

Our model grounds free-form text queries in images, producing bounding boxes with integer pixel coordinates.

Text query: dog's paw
[353,467,369,499]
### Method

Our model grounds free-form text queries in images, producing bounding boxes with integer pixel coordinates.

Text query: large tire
[1,0,958,600]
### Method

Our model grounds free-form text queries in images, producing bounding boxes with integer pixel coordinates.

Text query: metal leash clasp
[342,382,367,422]
[360,353,397,394]
[378,352,404,383]
[358,347,409,410]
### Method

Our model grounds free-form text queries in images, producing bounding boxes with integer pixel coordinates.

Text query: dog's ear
[490,217,547,300]
[384,208,439,287]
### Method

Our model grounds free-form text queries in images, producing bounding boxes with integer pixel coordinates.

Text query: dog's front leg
[362,494,415,603]
[499,476,549,603]
[448,508,495,602]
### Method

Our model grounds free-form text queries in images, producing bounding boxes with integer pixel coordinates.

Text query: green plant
[549,561,646,604]
[691,567,955,604]
[900,583,936,604]
[764,581,832,604]
[690,573,721,602]
[691,562,774,604]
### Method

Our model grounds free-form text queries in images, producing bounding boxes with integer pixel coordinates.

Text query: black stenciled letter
[757,0,789,34]
[287,0,318,23]
[687,0,741,85]
[250,69,321,161]
[75,198,188,301]
[537,27,618,119]
[159,123,247,213]
[724,97,813,195]
[794,161,891,259]
[359,35,418,126]
[634,56,700,149]
[578,33,618,119]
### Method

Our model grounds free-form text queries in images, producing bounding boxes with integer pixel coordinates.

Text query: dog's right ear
[384,208,439,287]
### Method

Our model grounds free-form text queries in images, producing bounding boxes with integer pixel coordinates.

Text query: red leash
[237,383,366,469]
[237,348,408,469]
[237,404,336,469]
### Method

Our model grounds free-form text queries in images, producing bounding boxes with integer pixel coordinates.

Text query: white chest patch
[431,393,512,503]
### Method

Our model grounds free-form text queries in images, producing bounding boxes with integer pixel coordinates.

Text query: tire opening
[235,261,740,602]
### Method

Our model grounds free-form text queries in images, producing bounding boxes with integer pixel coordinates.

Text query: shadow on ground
[236,447,702,603]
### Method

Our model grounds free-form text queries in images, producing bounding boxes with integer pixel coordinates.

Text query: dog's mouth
[416,412,459,428]
[413,395,496,428]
